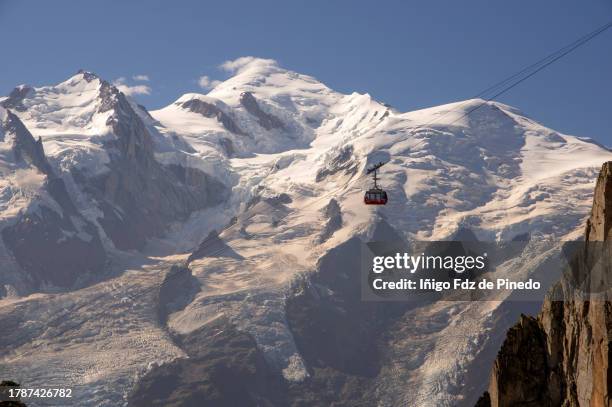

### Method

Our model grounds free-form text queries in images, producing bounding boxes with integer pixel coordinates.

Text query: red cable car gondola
[364,162,388,205]
[364,188,388,205]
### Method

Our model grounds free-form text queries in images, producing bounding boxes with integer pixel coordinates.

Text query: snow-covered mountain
[0,58,610,406]
[0,71,227,291]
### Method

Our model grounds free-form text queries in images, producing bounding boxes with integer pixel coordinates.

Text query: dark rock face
[452,227,480,241]
[585,162,612,242]
[318,198,342,243]
[488,315,550,406]
[157,265,200,326]
[82,82,228,250]
[315,145,357,182]
[187,230,244,263]
[218,137,235,157]
[474,392,491,407]
[0,110,106,289]
[482,161,612,407]
[239,92,284,130]
[2,206,106,288]
[244,193,292,211]
[284,220,416,406]
[0,380,28,406]
[181,99,245,136]
[136,103,158,123]
[0,85,33,112]
[2,110,52,174]
[286,238,382,379]
[264,193,292,206]
[76,69,99,82]
[128,320,286,407]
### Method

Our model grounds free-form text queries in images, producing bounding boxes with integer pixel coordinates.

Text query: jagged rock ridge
[0,108,106,288]
[481,161,612,407]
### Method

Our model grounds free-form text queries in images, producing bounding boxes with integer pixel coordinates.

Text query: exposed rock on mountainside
[482,161,612,407]
[157,265,200,326]
[486,315,549,406]
[239,91,284,130]
[181,98,245,136]
[315,145,356,182]
[0,85,32,111]
[585,162,612,242]
[187,230,244,263]
[128,319,285,407]
[317,198,342,243]
[0,109,106,288]
[0,380,28,406]
[2,110,52,175]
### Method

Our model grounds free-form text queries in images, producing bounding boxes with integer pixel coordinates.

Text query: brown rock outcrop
[482,161,612,407]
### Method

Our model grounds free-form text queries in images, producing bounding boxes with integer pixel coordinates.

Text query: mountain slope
[0,106,106,291]
[0,71,228,286]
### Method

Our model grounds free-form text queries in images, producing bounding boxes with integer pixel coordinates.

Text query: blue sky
[1,0,611,143]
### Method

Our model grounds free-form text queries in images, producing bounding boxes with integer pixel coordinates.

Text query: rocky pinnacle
[482,161,612,407]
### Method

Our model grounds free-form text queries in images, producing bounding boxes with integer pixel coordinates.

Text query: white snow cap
[0,105,6,122]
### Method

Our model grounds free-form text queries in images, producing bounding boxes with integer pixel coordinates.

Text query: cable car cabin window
[364,190,387,205]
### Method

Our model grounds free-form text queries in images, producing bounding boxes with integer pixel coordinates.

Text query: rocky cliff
[482,161,612,407]
[83,79,228,250]
[0,109,106,289]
